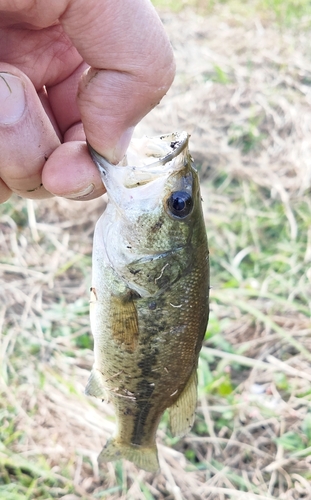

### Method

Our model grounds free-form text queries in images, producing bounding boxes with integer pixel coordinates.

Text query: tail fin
[98,438,160,473]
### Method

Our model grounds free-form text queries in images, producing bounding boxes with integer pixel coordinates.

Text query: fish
[86,132,209,473]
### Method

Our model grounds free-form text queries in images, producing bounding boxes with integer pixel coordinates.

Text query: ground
[1,3,311,500]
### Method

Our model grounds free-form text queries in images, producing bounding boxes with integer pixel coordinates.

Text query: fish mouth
[87,132,190,189]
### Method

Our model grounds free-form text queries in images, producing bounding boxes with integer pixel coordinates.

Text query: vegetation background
[1,1,311,498]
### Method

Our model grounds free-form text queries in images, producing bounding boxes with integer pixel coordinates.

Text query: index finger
[60,0,175,163]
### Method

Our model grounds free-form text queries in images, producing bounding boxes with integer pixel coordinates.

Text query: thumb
[61,0,175,163]
[0,64,60,201]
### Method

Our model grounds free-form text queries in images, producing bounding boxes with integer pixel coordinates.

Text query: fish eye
[167,191,193,218]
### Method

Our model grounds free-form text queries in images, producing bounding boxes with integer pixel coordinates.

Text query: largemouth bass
[87,132,209,473]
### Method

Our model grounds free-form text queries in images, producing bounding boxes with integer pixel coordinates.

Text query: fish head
[89,132,204,278]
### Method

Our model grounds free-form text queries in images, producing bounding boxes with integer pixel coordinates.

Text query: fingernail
[111,127,135,164]
[0,73,26,124]
[66,183,95,199]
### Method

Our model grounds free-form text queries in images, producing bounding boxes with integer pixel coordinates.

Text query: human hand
[0,0,175,203]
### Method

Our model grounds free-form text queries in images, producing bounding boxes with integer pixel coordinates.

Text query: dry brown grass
[1,5,311,500]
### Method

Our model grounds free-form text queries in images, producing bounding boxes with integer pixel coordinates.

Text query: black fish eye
[167,191,193,218]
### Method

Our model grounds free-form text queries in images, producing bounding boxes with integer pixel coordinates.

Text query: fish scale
[86,132,209,472]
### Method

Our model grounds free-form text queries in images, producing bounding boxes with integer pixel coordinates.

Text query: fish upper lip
[154,131,189,167]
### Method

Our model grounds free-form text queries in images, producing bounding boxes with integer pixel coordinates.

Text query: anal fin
[168,369,198,437]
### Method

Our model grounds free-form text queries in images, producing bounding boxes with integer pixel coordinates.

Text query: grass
[1,2,311,499]
[152,0,311,26]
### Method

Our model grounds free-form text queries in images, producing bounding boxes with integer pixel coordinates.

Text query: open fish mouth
[87,131,190,189]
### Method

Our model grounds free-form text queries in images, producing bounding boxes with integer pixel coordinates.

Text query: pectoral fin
[85,368,109,402]
[110,294,139,353]
[168,369,198,437]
